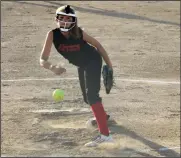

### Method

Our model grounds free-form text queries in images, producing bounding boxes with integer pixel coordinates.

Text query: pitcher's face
[56,15,73,28]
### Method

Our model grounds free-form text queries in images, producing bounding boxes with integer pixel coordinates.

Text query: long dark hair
[69,20,82,39]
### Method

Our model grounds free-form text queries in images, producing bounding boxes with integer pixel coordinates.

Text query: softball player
[40,5,114,147]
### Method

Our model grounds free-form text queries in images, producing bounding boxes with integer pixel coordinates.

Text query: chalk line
[1,77,180,85]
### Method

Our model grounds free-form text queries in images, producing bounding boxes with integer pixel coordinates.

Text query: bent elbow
[95,42,102,50]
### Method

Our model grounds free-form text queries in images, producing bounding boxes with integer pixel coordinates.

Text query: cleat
[85,134,114,147]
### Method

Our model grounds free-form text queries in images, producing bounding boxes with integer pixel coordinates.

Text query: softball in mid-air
[52,89,64,102]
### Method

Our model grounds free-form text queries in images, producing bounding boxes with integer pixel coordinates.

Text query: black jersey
[52,28,101,67]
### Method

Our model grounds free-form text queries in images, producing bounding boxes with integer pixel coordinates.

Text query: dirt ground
[1,1,180,157]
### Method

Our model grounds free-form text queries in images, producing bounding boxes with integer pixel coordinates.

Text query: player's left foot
[84,134,114,147]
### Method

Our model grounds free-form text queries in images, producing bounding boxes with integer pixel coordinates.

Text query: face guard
[56,5,77,32]
[57,18,76,32]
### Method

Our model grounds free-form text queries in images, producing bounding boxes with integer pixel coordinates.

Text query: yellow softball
[52,89,64,102]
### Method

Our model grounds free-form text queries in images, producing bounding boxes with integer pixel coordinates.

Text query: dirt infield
[1,1,180,157]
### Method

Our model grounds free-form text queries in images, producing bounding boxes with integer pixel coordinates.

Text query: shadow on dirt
[13,1,180,27]
[109,124,180,157]
[107,147,154,157]
[31,129,156,157]
[29,112,180,157]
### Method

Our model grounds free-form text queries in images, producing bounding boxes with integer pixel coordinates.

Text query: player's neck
[61,31,70,39]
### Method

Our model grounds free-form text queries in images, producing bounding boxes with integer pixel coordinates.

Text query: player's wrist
[107,63,113,70]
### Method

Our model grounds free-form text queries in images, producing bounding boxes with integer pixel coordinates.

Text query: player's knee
[87,92,102,106]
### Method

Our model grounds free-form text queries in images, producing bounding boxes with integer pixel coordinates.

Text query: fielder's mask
[56,5,77,32]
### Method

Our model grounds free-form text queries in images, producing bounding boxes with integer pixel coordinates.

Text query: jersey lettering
[58,44,80,52]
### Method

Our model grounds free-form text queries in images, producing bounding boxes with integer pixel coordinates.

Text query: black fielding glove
[102,65,114,94]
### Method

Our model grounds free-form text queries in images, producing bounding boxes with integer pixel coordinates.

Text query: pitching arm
[40,30,53,70]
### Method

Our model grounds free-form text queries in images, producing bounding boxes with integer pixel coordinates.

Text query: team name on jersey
[58,44,80,52]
